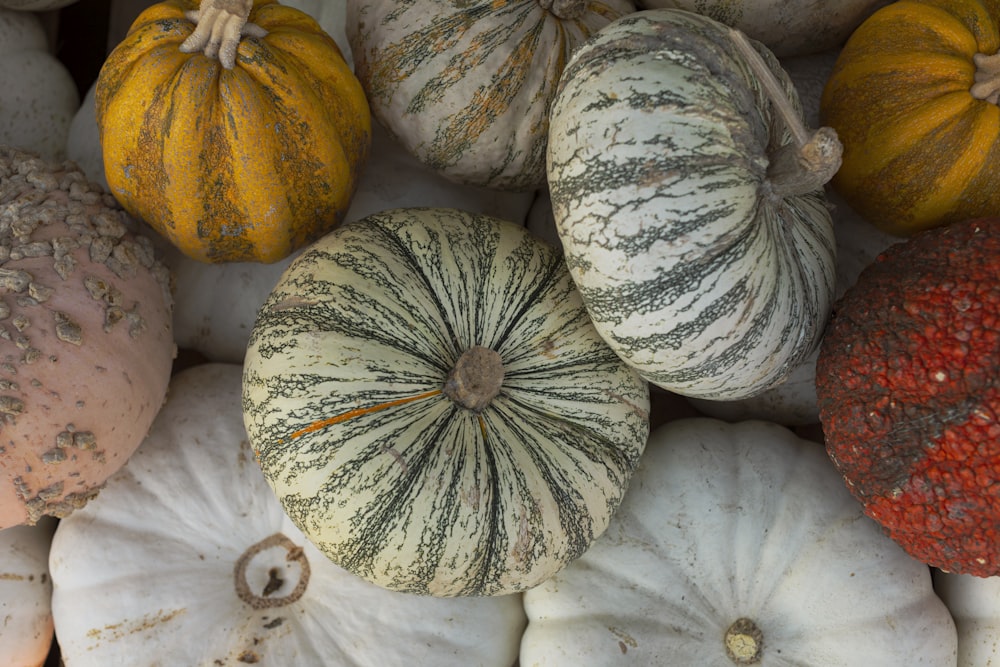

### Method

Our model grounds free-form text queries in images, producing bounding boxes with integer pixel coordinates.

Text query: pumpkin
[934,569,1000,665]
[820,0,1000,237]
[521,417,959,665]
[50,362,527,666]
[0,147,175,530]
[346,0,635,191]
[631,0,891,57]
[0,8,80,161]
[546,9,839,400]
[95,0,371,264]
[0,518,57,667]
[817,217,1000,577]
[242,207,650,597]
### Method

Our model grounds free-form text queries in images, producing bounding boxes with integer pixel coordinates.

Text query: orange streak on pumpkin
[288,389,442,439]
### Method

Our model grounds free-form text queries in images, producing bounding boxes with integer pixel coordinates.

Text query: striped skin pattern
[96,0,370,264]
[346,0,635,191]
[242,208,650,597]
[546,9,836,400]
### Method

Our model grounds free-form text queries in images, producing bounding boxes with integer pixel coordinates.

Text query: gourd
[0,147,175,530]
[346,0,635,191]
[820,0,1000,237]
[242,207,650,597]
[95,0,371,263]
[50,363,527,666]
[0,518,57,667]
[521,417,959,665]
[934,569,1000,666]
[546,9,839,400]
[0,8,80,161]
[630,0,891,57]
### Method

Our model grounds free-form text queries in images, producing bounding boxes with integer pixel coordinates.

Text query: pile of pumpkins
[1,0,998,665]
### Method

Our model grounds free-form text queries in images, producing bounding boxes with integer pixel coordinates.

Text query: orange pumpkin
[820,0,1000,237]
[95,0,371,263]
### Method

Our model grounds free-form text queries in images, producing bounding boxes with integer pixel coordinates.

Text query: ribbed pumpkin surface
[96,0,371,264]
[347,0,634,191]
[546,9,836,400]
[242,207,650,597]
[820,0,1000,236]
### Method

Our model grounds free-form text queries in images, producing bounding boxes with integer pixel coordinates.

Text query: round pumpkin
[820,0,1000,237]
[0,147,175,530]
[0,517,56,667]
[95,0,371,264]
[934,569,1000,666]
[546,9,839,400]
[242,207,650,597]
[521,418,959,665]
[50,363,527,666]
[346,0,635,191]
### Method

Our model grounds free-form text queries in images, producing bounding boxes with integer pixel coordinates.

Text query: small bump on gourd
[724,617,763,664]
[443,346,505,412]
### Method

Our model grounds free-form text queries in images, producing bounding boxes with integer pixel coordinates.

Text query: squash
[521,417,959,665]
[631,0,891,57]
[346,0,635,191]
[0,518,57,667]
[242,207,650,597]
[820,0,1000,237]
[546,9,839,400]
[934,569,1000,666]
[0,147,175,530]
[50,362,527,666]
[0,8,80,161]
[95,0,371,264]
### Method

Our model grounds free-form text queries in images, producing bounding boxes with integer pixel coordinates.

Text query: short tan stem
[443,346,504,412]
[537,0,586,20]
[724,617,764,664]
[728,28,843,199]
[178,0,267,70]
[972,52,1000,104]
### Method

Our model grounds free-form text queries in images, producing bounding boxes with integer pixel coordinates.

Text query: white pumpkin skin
[51,363,527,667]
[242,207,650,597]
[634,0,891,57]
[347,0,635,191]
[0,517,56,667]
[521,418,958,666]
[547,9,836,400]
[0,8,80,161]
[934,570,1000,666]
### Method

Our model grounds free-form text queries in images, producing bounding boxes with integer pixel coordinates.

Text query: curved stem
[728,28,843,200]
[972,52,1000,104]
[178,0,267,69]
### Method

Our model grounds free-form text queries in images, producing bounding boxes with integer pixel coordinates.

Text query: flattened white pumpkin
[242,207,650,596]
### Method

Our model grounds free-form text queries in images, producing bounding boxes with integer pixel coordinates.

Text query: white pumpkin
[633,0,891,57]
[521,418,959,665]
[0,518,56,667]
[50,363,527,666]
[934,569,1000,666]
[0,7,79,161]
[547,10,839,400]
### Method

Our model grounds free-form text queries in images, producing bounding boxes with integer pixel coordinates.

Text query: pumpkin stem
[972,52,1000,104]
[234,533,311,609]
[537,0,586,20]
[178,0,268,70]
[724,617,764,664]
[443,346,505,412]
[727,28,842,200]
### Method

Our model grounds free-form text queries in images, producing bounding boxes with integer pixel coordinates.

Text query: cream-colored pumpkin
[934,569,1000,666]
[0,518,56,667]
[0,8,79,160]
[50,363,527,666]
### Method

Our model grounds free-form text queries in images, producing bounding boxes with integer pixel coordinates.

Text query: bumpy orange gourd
[95,0,371,263]
[820,0,1000,237]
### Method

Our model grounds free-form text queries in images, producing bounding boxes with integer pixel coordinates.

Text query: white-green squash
[521,418,959,665]
[347,0,635,191]
[242,207,650,597]
[50,363,527,666]
[546,9,839,400]
[934,569,1000,666]
[0,518,56,667]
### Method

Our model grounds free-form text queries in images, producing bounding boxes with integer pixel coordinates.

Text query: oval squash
[95,0,371,264]
[242,207,650,597]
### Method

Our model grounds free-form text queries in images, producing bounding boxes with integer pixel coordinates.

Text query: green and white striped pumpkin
[546,9,838,400]
[242,207,650,597]
[346,0,635,191]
